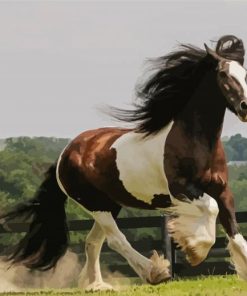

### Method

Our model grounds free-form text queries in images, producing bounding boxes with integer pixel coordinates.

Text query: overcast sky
[0,0,247,138]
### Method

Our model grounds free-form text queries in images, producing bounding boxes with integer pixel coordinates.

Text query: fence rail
[0,212,247,278]
[0,216,163,233]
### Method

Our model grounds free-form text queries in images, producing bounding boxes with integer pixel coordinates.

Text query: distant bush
[223,134,247,161]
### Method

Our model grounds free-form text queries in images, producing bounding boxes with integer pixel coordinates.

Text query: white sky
[0,0,247,138]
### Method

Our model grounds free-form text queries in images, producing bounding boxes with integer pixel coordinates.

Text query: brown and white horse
[2,35,247,290]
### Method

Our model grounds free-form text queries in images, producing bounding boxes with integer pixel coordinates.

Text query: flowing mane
[109,45,208,135]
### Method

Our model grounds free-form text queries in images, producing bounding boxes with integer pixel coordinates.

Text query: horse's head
[205,43,247,122]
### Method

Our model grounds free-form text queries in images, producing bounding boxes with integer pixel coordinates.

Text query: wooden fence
[0,212,246,278]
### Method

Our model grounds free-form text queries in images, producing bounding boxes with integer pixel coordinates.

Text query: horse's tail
[0,164,69,271]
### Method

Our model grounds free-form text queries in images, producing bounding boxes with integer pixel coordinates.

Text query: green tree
[224,144,239,161]
[224,134,247,161]
[230,179,247,211]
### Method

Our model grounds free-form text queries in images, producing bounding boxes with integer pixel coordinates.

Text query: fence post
[161,215,175,278]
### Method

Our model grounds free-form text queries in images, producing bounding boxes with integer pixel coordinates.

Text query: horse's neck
[178,71,226,147]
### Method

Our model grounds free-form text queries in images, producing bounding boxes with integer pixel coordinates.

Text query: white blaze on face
[228,61,247,97]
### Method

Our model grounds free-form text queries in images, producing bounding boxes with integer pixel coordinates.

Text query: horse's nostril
[240,100,247,111]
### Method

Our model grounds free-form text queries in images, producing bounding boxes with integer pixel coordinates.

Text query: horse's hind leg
[92,211,170,285]
[78,221,113,291]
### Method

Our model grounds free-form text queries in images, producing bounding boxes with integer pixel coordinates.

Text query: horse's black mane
[110,45,207,134]
[109,35,244,135]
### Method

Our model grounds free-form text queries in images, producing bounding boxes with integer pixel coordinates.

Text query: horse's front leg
[167,194,219,266]
[216,186,247,281]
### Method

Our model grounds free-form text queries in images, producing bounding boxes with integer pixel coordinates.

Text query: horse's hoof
[147,250,171,285]
[85,281,115,292]
[184,240,212,266]
[185,248,205,266]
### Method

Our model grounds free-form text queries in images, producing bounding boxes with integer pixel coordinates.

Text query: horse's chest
[111,123,173,204]
[164,125,212,199]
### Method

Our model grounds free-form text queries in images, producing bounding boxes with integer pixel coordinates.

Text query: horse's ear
[204,43,221,61]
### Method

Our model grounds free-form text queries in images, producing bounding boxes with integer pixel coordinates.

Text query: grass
[0,275,247,296]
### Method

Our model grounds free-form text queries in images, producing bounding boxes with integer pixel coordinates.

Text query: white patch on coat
[92,211,170,284]
[111,121,174,204]
[166,194,219,265]
[228,61,247,97]
[228,233,247,281]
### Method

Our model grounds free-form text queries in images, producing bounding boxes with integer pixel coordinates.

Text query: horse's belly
[111,124,173,205]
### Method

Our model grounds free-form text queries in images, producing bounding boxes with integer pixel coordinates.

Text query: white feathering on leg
[147,250,170,284]
[166,194,219,265]
[228,234,247,281]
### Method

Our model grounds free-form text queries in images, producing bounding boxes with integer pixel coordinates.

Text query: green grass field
[1,276,247,296]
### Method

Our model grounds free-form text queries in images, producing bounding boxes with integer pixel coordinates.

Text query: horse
[2,35,247,291]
